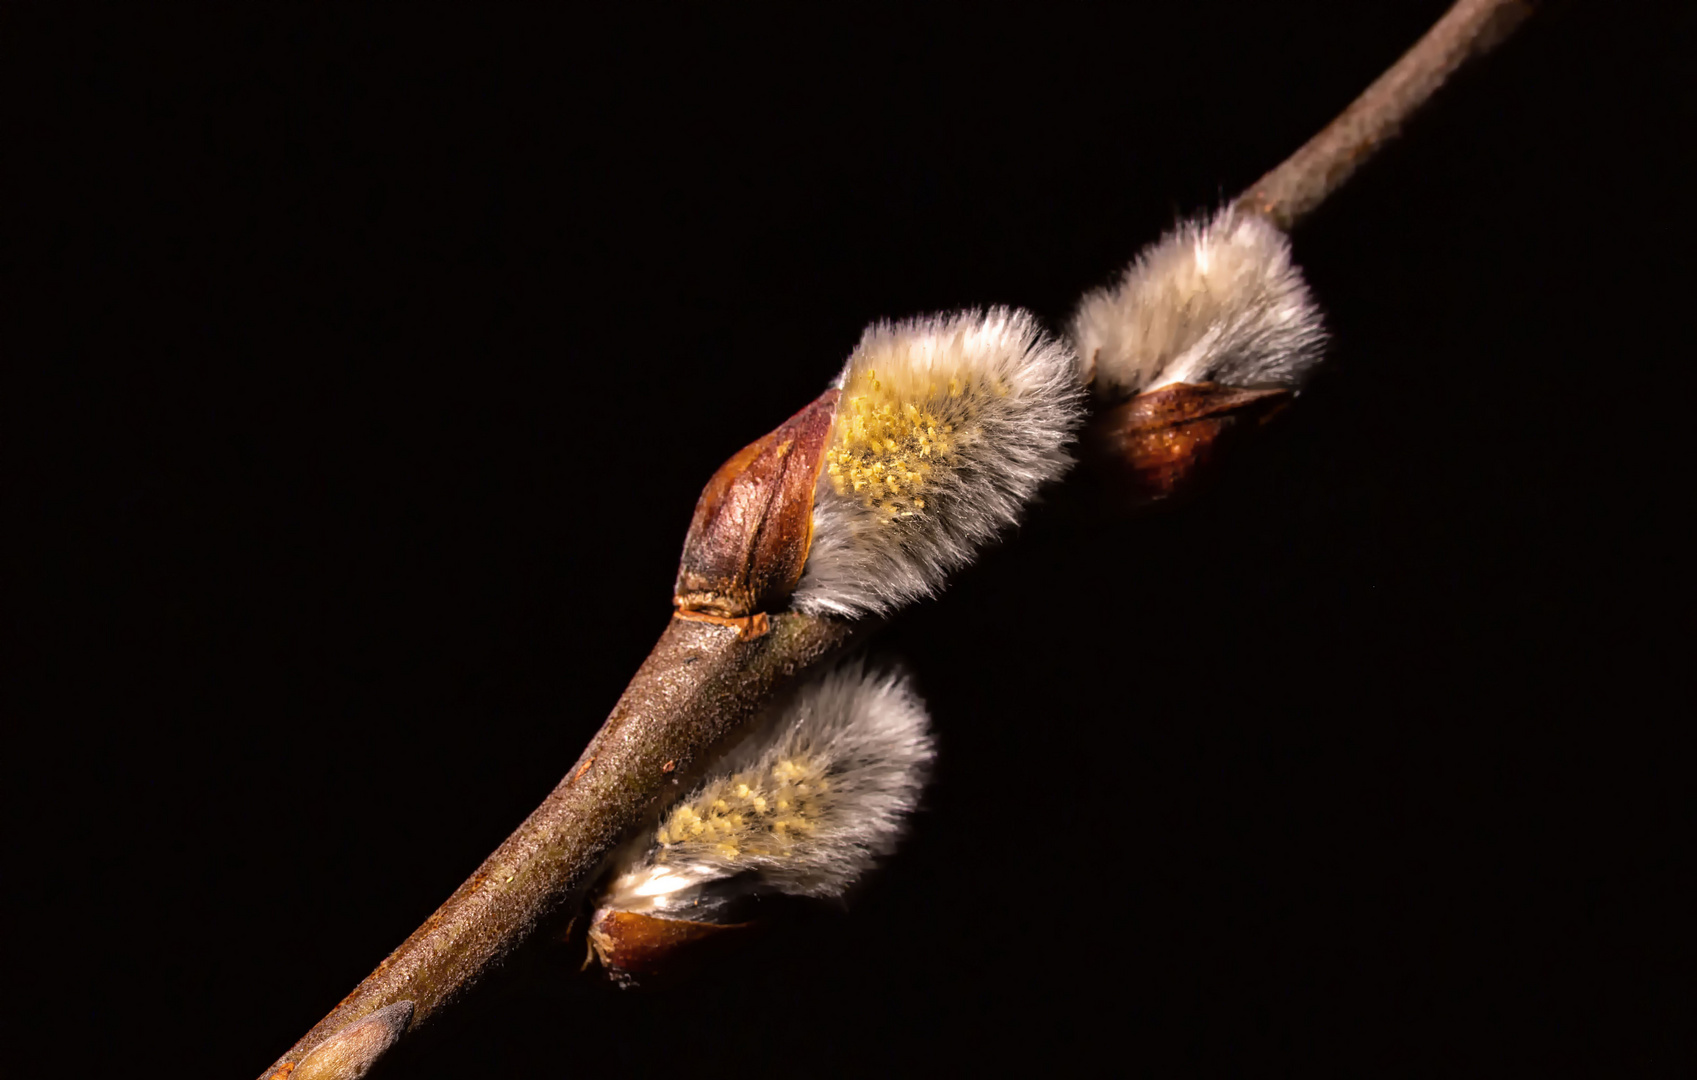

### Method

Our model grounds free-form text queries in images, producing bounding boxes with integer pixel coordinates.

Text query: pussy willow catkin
[594,661,934,917]
[1072,208,1326,398]
[791,307,1084,618]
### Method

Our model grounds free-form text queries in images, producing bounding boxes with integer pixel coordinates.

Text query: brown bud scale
[675,389,839,617]
[1092,381,1291,505]
[586,908,750,980]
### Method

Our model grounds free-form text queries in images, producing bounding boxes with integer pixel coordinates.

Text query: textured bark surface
[259,610,857,1079]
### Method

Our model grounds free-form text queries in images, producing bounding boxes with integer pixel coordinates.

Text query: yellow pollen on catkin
[653,750,834,863]
[824,357,994,521]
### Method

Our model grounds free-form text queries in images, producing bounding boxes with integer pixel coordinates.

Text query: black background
[7,2,1691,1075]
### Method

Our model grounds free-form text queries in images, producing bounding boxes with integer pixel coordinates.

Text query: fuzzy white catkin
[789,307,1084,619]
[598,662,934,915]
[1072,208,1326,399]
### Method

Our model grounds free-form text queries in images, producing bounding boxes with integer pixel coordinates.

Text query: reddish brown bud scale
[1092,382,1291,505]
[586,909,750,981]
[675,389,839,617]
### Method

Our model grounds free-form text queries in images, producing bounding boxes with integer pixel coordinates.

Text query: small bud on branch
[675,389,839,619]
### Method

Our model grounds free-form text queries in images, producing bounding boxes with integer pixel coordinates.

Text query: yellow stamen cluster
[825,367,968,521]
[654,753,830,861]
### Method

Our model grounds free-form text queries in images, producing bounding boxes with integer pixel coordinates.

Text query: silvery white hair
[596,661,935,915]
[1072,208,1326,398]
[790,307,1084,618]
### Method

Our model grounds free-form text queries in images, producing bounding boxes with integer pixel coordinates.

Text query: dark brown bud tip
[675,388,839,617]
[586,908,750,983]
[288,1000,413,1080]
[1091,382,1292,506]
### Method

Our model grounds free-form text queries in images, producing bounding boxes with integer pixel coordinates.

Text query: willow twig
[1235,0,1536,231]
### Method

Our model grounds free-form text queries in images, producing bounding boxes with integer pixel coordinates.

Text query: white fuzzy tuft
[789,307,1084,618]
[1072,208,1326,399]
[598,662,934,915]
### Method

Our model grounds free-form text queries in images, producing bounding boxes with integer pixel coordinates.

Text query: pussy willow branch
[259,2,1533,1076]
